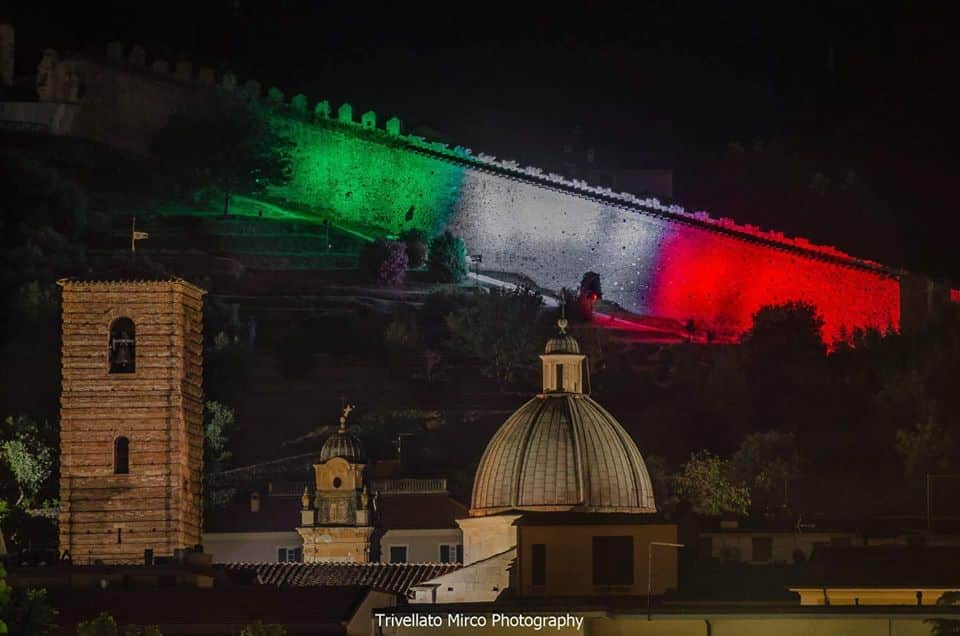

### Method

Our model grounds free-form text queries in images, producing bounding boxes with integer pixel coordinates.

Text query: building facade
[58,278,205,564]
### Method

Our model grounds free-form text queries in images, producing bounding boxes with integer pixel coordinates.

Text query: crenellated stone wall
[27,42,944,342]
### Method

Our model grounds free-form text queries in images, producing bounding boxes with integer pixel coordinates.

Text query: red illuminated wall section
[648,226,901,344]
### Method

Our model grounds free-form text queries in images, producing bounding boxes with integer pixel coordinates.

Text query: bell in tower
[109,317,136,373]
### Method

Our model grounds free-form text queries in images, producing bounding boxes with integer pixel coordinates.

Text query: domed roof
[319,430,365,463]
[543,318,580,354]
[470,394,656,515]
[319,405,365,463]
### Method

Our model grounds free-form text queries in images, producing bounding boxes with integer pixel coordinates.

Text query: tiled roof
[222,562,461,594]
[376,493,468,530]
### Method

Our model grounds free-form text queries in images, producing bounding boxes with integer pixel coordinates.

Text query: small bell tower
[58,278,205,564]
[298,406,374,562]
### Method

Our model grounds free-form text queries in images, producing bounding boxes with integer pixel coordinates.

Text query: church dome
[319,406,365,463]
[470,321,655,516]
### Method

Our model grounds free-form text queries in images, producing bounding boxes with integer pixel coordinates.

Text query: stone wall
[58,279,205,564]
[34,45,915,342]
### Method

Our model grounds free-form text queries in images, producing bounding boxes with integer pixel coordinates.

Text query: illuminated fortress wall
[272,117,901,343]
[30,44,904,342]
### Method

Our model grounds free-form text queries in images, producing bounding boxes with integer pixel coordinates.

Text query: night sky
[6,1,960,279]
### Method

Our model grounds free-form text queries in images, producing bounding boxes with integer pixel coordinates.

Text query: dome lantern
[540,317,587,395]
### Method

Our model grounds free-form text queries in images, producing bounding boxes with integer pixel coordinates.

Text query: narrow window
[556,364,564,391]
[456,544,463,563]
[592,536,633,585]
[389,546,407,563]
[440,544,451,563]
[532,543,546,585]
[109,317,136,373]
[114,436,130,474]
[277,548,288,563]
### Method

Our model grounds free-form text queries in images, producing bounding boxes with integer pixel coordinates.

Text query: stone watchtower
[298,406,374,562]
[58,278,205,564]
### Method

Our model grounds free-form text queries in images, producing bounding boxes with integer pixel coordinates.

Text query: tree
[400,229,428,269]
[152,97,292,215]
[427,232,468,283]
[1,416,54,507]
[675,451,750,516]
[77,613,118,636]
[446,286,545,389]
[204,401,236,475]
[359,239,408,286]
[926,591,960,636]
[730,431,799,513]
[577,272,602,321]
[240,621,286,636]
[741,301,827,435]
[7,587,58,636]
[1,563,9,635]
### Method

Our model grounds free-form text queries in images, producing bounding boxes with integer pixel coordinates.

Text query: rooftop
[222,561,461,595]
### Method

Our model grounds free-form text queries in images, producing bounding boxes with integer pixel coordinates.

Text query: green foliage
[926,591,960,635]
[730,431,799,513]
[359,239,408,286]
[427,231,468,283]
[152,97,292,213]
[7,587,58,636]
[239,621,285,636]
[77,613,117,636]
[0,564,9,634]
[1,416,54,507]
[675,450,750,516]
[446,286,545,388]
[204,401,236,474]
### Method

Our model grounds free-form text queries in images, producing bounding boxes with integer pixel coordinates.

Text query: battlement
[30,39,891,273]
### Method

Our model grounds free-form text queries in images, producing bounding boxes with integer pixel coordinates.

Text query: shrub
[400,229,428,268]
[428,231,468,283]
[359,239,408,286]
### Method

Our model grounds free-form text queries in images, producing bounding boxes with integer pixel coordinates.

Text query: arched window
[114,436,130,474]
[109,317,136,373]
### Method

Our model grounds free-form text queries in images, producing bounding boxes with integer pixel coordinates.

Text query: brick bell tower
[58,278,205,564]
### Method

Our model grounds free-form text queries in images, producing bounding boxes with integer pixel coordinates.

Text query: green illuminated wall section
[268,117,465,235]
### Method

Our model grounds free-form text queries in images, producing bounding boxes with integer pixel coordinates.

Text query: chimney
[250,491,261,513]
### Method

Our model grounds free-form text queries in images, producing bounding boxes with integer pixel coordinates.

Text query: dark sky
[6,1,960,278]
